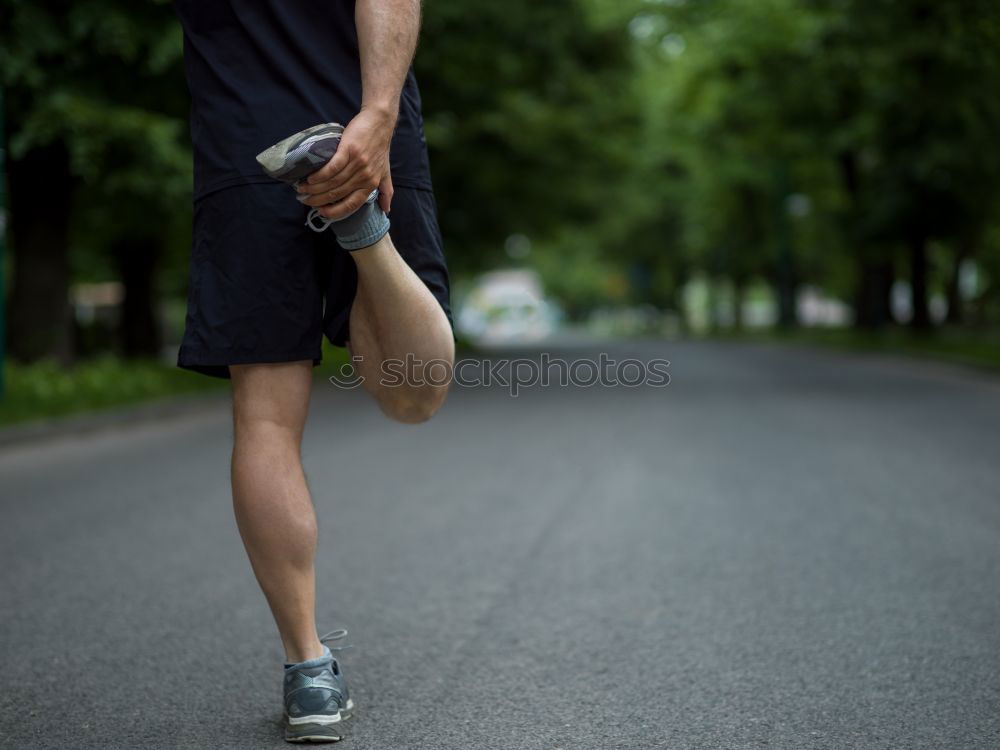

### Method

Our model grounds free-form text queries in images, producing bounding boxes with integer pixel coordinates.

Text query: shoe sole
[284,699,355,744]
[256,123,344,184]
[284,723,342,743]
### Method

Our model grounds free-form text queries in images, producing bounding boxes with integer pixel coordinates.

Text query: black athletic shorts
[177,182,452,379]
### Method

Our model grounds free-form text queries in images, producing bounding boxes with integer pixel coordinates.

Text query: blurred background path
[1,340,999,749]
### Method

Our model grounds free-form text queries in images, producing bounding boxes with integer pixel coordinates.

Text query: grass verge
[0,343,361,429]
[0,357,226,427]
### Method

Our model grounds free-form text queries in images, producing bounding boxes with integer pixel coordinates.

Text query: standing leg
[230,360,324,663]
[347,233,455,423]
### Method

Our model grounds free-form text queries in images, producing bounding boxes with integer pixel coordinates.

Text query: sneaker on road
[283,630,355,743]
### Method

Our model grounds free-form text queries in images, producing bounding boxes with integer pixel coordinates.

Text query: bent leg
[230,361,324,663]
[348,233,454,423]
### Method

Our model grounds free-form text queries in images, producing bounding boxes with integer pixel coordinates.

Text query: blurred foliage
[1,0,189,195]
[423,0,1000,332]
[0,356,221,425]
[1,0,191,363]
[416,0,642,274]
[0,341,364,427]
[624,0,1000,330]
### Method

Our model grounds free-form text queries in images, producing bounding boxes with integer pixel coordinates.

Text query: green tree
[815,0,1000,330]
[1,0,189,362]
[416,0,641,274]
[632,0,1000,332]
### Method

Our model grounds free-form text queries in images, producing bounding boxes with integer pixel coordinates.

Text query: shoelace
[305,208,335,233]
[320,629,353,653]
[303,188,380,233]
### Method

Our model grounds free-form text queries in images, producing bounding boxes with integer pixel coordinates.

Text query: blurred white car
[456,270,560,344]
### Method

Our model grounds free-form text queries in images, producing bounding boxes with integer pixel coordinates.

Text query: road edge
[0,391,231,450]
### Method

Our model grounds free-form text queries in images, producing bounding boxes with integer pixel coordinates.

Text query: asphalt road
[1,340,999,749]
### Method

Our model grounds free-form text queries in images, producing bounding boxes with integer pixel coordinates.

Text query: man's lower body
[177,181,454,740]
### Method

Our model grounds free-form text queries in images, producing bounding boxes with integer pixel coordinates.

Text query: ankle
[284,639,325,664]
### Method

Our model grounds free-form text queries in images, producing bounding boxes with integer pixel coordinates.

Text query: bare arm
[297,0,422,217]
[357,0,420,119]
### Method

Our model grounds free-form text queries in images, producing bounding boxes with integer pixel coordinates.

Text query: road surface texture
[1,340,998,749]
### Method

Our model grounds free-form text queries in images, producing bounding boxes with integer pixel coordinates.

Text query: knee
[230,362,312,441]
[378,384,448,424]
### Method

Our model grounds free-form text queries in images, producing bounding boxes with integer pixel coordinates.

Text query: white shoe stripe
[287,712,342,726]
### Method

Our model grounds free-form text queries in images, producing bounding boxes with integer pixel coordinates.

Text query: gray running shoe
[283,630,355,743]
[256,122,345,185]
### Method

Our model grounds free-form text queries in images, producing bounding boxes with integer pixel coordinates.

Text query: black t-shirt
[174,0,433,200]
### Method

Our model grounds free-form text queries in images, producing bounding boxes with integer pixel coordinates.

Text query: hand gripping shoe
[256,123,390,250]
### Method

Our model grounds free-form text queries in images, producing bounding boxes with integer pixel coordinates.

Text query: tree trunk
[837,150,895,330]
[944,241,971,326]
[774,272,797,329]
[910,235,931,331]
[854,257,895,329]
[665,264,690,336]
[6,143,74,363]
[771,166,797,329]
[114,237,162,358]
[732,275,745,332]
